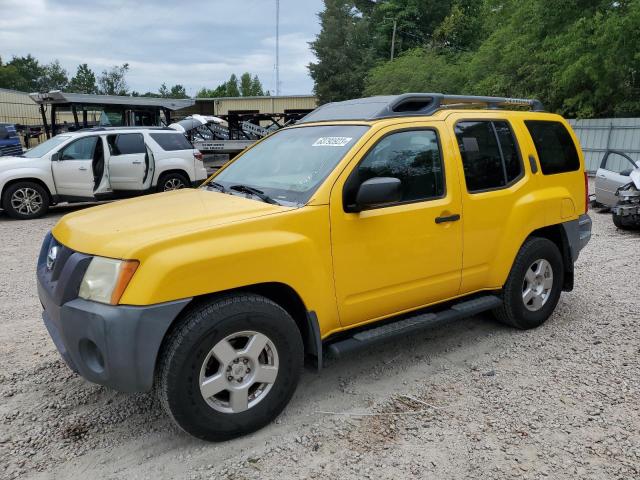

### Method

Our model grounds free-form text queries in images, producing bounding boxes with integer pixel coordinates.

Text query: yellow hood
[52,189,291,259]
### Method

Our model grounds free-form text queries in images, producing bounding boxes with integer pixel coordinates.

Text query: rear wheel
[493,237,564,329]
[612,212,637,230]
[2,181,50,219]
[157,172,189,192]
[156,294,303,441]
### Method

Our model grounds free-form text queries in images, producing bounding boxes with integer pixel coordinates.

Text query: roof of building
[298,93,545,123]
[28,91,194,110]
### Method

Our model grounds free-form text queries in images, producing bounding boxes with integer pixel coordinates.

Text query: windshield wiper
[205,181,226,193]
[229,184,279,205]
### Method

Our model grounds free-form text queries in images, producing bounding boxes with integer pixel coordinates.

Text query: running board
[326,295,502,359]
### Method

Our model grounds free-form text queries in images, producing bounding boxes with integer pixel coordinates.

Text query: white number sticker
[312,137,353,147]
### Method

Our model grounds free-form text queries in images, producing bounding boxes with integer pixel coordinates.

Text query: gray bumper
[561,213,592,262]
[37,232,191,393]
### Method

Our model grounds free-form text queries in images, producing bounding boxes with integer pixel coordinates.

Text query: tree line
[0,54,266,99]
[309,0,640,118]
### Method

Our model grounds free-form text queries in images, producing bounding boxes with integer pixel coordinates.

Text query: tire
[493,237,564,330]
[156,294,304,441]
[612,213,635,230]
[157,172,190,192]
[2,181,50,220]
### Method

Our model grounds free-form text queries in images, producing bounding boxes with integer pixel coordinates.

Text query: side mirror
[349,177,402,212]
[620,168,632,176]
[51,152,60,162]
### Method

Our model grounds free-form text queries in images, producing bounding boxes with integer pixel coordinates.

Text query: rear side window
[525,121,580,174]
[107,133,145,155]
[455,120,523,192]
[150,133,193,151]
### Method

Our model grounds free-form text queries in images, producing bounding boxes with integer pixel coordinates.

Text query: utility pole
[275,0,280,96]
[390,19,397,61]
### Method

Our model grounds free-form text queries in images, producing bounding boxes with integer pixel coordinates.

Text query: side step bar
[326,295,502,359]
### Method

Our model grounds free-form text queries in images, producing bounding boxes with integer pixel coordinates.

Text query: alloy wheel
[522,258,554,311]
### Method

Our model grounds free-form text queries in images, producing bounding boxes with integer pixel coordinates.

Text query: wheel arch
[1,177,55,205]
[526,223,573,291]
[156,282,321,381]
[155,168,191,186]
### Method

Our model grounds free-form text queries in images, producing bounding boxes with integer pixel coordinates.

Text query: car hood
[52,188,293,258]
[0,155,33,168]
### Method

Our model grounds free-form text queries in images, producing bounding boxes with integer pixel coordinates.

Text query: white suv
[0,127,208,219]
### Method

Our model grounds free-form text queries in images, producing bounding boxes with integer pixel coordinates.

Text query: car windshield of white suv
[23,135,71,158]
[208,125,369,205]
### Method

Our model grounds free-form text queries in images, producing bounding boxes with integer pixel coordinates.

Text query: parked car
[0,123,23,157]
[594,149,639,207]
[611,166,640,229]
[37,94,591,441]
[0,127,207,219]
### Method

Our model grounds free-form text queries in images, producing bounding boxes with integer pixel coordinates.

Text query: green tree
[68,63,97,94]
[158,83,169,97]
[250,75,264,96]
[97,63,129,95]
[39,60,69,92]
[308,0,375,103]
[169,84,188,98]
[0,54,45,91]
[226,74,240,97]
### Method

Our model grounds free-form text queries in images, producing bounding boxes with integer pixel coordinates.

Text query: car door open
[107,133,153,190]
[595,150,638,207]
[51,136,101,199]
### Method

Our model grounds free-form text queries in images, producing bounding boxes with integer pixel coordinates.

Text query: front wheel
[156,294,303,441]
[493,237,564,329]
[2,181,50,220]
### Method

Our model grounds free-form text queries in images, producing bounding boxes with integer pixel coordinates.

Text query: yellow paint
[52,108,587,340]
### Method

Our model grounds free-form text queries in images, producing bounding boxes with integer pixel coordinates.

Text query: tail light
[194,150,203,161]
[584,171,589,213]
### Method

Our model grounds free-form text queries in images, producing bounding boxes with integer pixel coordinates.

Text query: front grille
[37,233,92,306]
[0,144,23,156]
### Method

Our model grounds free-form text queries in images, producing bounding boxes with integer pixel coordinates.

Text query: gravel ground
[0,196,638,480]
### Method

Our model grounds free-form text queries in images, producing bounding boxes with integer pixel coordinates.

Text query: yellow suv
[37,94,592,441]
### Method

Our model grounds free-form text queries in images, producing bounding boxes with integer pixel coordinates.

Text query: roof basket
[298,93,545,124]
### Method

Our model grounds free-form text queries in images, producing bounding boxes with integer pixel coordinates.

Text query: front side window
[525,121,580,174]
[603,152,636,175]
[212,125,369,205]
[59,136,98,161]
[107,133,146,155]
[455,120,523,192]
[344,129,444,207]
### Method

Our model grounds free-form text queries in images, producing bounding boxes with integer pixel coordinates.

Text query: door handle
[78,166,88,171]
[132,161,142,164]
[435,214,461,224]
[596,174,606,178]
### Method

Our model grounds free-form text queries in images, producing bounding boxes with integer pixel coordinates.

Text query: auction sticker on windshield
[312,137,353,147]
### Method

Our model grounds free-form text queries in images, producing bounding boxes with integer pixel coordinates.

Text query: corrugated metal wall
[568,118,640,173]
[184,95,317,117]
[0,88,41,125]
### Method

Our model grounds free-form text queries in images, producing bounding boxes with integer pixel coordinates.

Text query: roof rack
[298,93,545,124]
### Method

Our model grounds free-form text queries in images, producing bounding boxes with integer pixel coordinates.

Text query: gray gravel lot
[0,197,638,480]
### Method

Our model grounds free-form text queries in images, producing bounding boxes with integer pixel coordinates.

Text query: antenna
[275,0,280,96]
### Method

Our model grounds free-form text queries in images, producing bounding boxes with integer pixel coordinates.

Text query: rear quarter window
[150,133,193,151]
[525,121,580,174]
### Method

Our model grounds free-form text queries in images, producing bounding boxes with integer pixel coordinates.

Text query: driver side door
[51,136,99,198]
[595,151,638,206]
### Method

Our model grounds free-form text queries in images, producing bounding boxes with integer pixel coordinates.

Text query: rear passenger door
[106,133,154,190]
[446,115,537,294]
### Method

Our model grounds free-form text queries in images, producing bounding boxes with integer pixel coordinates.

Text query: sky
[0,0,324,96]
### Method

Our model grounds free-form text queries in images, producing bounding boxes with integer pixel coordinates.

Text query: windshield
[211,125,369,204]
[23,135,71,158]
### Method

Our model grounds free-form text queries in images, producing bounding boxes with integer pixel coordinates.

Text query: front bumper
[37,232,190,392]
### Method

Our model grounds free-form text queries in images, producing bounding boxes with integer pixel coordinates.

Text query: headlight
[78,257,139,305]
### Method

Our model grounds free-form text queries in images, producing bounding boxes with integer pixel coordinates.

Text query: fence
[568,118,640,173]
